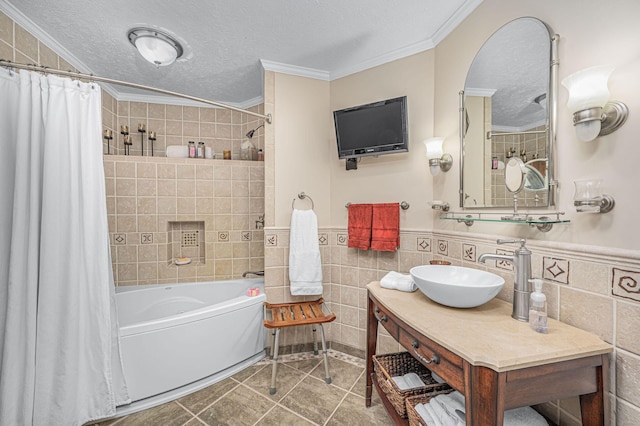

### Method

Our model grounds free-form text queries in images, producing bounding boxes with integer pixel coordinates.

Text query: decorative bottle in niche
[188,141,196,158]
[528,279,548,334]
[197,141,205,158]
[240,138,257,160]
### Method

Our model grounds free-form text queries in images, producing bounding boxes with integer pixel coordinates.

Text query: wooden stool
[264,298,336,394]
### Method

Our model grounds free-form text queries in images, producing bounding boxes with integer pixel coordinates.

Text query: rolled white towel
[425,403,444,426]
[504,406,548,425]
[434,391,548,426]
[433,392,466,425]
[415,403,437,426]
[403,372,425,388]
[391,375,408,390]
[380,271,417,292]
[392,373,424,390]
[429,397,459,426]
[392,372,425,390]
[431,371,445,384]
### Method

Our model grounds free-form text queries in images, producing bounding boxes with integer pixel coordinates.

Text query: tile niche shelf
[168,221,205,265]
[439,211,570,232]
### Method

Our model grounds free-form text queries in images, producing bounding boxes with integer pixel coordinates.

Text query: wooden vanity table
[366,282,612,425]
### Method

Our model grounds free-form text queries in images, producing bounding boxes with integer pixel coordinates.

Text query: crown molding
[430,0,484,46]
[465,88,496,97]
[114,91,263,109]
[260,60,330,81]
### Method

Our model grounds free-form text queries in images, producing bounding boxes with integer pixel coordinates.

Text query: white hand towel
[380,271,417,292]
[289,209,323,295]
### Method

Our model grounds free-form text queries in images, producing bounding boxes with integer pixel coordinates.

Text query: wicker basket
[406,389,456,426]
[373,352,452,418]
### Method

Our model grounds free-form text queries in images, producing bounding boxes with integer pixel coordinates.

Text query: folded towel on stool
[380,271,416,292]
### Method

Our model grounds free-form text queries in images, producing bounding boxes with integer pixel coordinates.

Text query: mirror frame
[458,18,559,209]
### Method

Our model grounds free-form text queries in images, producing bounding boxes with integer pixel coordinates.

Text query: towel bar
[345,201,410,210]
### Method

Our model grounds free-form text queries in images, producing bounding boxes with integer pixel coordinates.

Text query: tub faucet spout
[242,271,264,278]
[478,239,532,322]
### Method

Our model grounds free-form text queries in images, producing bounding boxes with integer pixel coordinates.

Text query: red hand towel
[371,203,400,252]
[347,204,373,250]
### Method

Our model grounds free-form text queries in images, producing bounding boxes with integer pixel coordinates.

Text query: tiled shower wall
[0,11,79,79]
[490,124,548,207]
[101,95,265,159]
[104,156,265,286]
[264,226,640,425]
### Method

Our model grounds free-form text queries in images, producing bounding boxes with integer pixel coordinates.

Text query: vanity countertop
[367,281,612,372]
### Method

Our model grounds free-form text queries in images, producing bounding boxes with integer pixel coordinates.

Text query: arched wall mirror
[459,17,558,209]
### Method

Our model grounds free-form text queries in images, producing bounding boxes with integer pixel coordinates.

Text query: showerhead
[246,123,264,139]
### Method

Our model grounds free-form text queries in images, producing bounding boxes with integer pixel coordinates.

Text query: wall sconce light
[573,179,615,213]
[128,27,184,67]
[424,137,452,176]
[561,65,628,142]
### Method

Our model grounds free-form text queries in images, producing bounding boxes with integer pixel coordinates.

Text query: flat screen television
[333,96,408,160]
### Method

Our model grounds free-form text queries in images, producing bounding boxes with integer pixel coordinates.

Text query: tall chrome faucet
[478,239,532,321]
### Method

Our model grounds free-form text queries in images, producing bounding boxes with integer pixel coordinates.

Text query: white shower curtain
[0,69,129,425]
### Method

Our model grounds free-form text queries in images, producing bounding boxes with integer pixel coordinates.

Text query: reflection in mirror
[505,157,526,194]
[460,17,557,209]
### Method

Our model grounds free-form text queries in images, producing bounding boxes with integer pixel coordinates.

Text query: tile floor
[93,351,393,426]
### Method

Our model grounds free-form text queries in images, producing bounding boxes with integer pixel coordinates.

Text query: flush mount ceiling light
[127,27,184,67]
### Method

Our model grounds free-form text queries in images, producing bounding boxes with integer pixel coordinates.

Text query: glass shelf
[439,211,570,232]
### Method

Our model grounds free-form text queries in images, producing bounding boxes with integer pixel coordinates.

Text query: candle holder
[103,129,113,155]
[124,135,132,156]
[138,123,146,156]
[120,126,129,155]
[148,131,156,157]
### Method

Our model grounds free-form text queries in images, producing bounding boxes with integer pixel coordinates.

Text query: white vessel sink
[409,265,505,308]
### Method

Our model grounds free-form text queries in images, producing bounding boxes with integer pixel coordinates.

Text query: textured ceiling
[3,0,481,106]
[464,18,551,131]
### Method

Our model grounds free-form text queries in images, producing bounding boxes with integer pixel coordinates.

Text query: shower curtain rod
[0,59,272,124]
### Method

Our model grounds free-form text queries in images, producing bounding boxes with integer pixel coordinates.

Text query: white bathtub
[114,278,266,415]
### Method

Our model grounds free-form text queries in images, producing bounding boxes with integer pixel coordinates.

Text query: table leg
[579,355,608,426]
[465,363,505,425]
[366,295,379,407]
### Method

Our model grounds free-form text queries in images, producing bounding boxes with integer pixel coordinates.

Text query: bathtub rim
[116,278,265,336]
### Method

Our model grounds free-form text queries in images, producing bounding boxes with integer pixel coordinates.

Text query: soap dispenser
[528,279,548,334]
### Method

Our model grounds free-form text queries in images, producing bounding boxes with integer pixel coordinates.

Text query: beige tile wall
[105,156,265,285]
[102,100,265,159]
[0,11,78,74]
[491,125,548,206]
[264,226,640,424]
